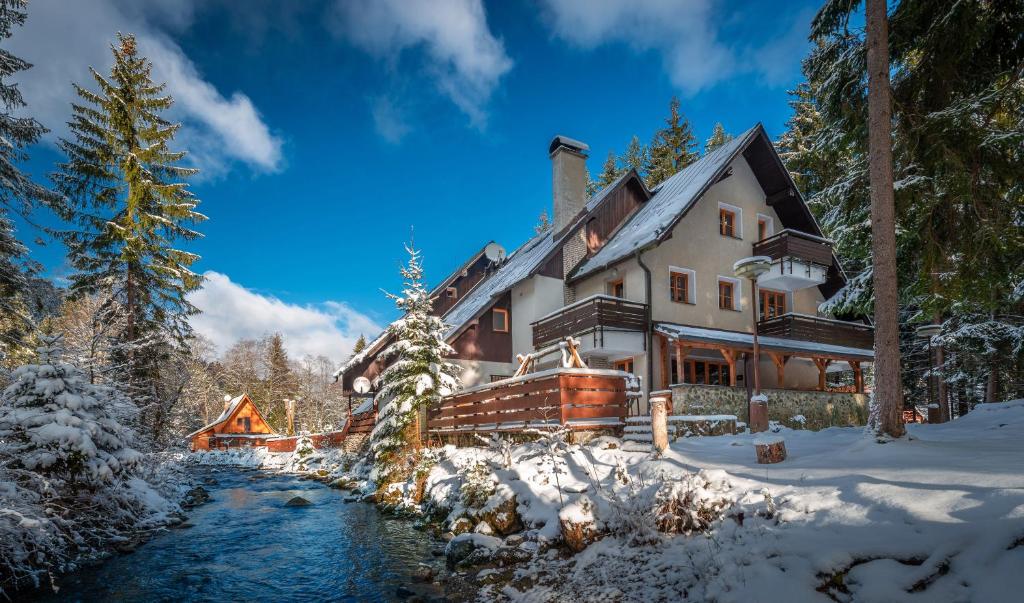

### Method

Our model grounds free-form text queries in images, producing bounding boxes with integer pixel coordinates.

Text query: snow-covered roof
[442,229,559,340]
[570,125,761,281]
[185,394,276,439]
[351,399,374,416]
[332,330,390,380]
[655,322,874,360]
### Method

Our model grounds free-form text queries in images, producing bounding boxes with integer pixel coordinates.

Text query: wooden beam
[720,348,738,386]
[768,352,789,387]
[766,187,796,205]
[813,357,831,391]
[851,361,864,393]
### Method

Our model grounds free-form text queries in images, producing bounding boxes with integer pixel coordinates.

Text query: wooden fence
[264,407,377,452]
[427,369,629,434]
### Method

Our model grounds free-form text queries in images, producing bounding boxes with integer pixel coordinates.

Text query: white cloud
[188,271,381,364]
[9,0,283,174]
[328,0,512,128]
[538,0,809,94]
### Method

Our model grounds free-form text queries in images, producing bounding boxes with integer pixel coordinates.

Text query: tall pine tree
[54,34,205,416]
[0,0,61,368]
[620,135,649,183]
[703,122,734,153]
[596,149,623,189]
[370,243,460,483]
[646,97,699,187]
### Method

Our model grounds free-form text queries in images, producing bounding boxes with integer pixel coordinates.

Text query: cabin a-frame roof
[185,393,275,439]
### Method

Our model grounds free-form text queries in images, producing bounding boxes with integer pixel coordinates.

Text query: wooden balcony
[758,313,874,350]
[752,229,834,267]
[427,369,630,434]
[532,295,647,349]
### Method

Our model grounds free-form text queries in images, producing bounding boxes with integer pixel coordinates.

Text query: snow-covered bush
[0,336,141,485]
[653,471,736,535]
[460,459,496,509]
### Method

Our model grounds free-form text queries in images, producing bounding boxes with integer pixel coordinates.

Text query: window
[490,374,510,383]
[759,289,786,320]
[671,270,688,303]
[613,358,634,374]
[719,208,735,237]
[445,286,458,300]
[493,307,509,332]
[680,359,731,386]
[586,218,600,253]
[718,202,742,238]
[757,213,774,241]
[718,278,738,311]
[607,279,624,298]
[236,417,251,432]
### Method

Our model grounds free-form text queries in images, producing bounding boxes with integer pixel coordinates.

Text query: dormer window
[446,286,458,300]
[493,308,509,333]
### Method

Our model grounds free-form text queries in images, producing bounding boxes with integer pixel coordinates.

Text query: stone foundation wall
[670,384,869,430]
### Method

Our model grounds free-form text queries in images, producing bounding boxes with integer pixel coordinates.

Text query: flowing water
[32,468,450,602]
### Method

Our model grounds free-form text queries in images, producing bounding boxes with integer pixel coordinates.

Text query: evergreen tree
[0,335,141,485]
[351,334,368,358]
[534,209,552,234]
[646,97,699,188]
[370,243,460,482]
[262,333,297,431]
[803,0,1024,415]
[703,122,734,153]
[620,135,649,182]
[596,149,623,189]
[0,0,61,368]
[54,34,205,410]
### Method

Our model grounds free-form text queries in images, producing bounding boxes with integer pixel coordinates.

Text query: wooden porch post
[674,341,691,386]
[768,353,788,388]
[813,358,831,391]
[720,348,738,386]
[851,361,864,393]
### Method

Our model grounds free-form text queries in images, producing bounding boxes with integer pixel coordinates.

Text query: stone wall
[670,384,869,430]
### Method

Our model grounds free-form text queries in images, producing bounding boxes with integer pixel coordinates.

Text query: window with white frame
[717,276,741,311]
[756,213,774,241]
[718,202,743,239]
[669,267,696,304]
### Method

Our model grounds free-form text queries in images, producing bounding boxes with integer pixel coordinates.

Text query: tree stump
[755,438,787,464]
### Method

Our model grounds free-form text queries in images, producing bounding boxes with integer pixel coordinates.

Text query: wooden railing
[532,295,647,349]
[758,313,874,350]
[752,229,833,267]
[427,369,629,434]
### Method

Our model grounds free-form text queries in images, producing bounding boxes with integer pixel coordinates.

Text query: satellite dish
[223,394,232,403]
[484,242,506,263]
[353,376,371,395]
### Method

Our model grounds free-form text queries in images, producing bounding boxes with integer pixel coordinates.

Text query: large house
[336,125,873,428]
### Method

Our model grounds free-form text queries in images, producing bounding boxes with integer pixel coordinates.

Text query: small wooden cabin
[188,394,277,451]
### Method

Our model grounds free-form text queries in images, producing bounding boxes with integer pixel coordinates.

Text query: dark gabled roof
[427,241,494,299]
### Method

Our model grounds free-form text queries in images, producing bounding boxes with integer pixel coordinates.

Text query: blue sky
[11,0,820,361]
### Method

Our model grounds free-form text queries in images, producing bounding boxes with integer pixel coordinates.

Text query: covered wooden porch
[654,322,873,394]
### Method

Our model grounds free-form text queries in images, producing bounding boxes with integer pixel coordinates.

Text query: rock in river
[285,496,312,507]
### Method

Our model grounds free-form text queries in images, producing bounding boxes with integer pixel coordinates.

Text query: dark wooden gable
[584,175,650,257]
[431,251,493,316]
[449,291,513,362]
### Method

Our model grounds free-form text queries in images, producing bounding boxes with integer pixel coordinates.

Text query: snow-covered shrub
[599,483,659,545]
[653,471,736,535]
[460,459,497,509]
[0,336,141,485]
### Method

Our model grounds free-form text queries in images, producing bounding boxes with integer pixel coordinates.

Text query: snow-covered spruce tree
[54,34,205,437]
[646,96,699,188]
[703,122,734,154]
[0,0,62,369]
[596,149,623,189]
[370,243,460,485]
[0,335,141,485]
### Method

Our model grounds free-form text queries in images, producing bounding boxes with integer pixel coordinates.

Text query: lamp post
[734,256,773,432]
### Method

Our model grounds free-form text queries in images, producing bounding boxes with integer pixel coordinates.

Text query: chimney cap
[549,135,589,156]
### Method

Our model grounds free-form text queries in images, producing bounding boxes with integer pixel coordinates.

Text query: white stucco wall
[452,359,516,389]
[511,274,565,361]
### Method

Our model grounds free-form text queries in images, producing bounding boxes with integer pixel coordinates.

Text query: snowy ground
[188,402,1024,602]
[491,401,1024,602]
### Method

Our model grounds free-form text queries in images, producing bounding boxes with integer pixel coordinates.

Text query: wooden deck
[752,229,834,267]
[531,295,647,349]
[427,369,630,434]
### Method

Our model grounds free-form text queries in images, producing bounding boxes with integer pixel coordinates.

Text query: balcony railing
[758,313,874,350]
[532,294,647,349]
[752,229,834,267]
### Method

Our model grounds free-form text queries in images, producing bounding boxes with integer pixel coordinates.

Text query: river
[31,468,453,602]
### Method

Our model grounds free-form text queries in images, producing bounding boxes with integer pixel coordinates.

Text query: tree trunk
[865,0,905,438]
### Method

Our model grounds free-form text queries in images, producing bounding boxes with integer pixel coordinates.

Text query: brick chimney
[549,135,589,233]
